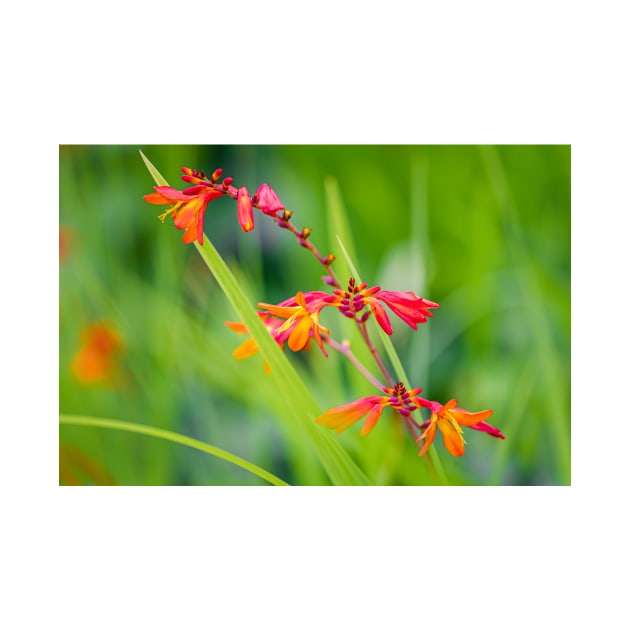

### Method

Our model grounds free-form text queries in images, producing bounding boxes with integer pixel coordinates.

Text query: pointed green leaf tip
[140,149,169,186]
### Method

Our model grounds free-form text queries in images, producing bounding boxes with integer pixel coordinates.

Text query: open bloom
[144,181,224,245]
[330,278,439,334]
[315,382,423,436]
[416,398,504,457]
[257,291,332,357]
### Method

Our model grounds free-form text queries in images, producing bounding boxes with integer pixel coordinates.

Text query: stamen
[157,202,181,223]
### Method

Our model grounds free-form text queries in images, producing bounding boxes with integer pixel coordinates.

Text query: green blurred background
[59,145,570,485]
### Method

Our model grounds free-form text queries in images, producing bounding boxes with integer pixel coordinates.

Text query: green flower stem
[59,415,289,486]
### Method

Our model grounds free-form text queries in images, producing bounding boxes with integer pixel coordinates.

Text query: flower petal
[450,407,494,427]
[370,301,393,334]
[255,183,284,215]
[360,404,386,436]
[316,397,381,433]
[232,337,260,360]
[224,321,249,335]
[470,420,504,439]
[417,420,437,457]
[143,192,171,205]
[287,316,312,351]
[376,291,439,329]
[437,417,466,456]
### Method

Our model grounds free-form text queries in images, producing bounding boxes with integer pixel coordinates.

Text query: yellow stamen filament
[158,202,182,223]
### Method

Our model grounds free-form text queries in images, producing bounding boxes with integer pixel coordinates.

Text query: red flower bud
[237,187,254,232]
[255,183,285,215]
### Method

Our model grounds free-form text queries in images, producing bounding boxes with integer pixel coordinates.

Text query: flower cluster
[144,168,286,245]
[315,383,503,456]
[143,162,504,462]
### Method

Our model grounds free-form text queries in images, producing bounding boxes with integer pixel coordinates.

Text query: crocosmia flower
[330,278,439,335]
[254,183,285,215]
[144,183,223,245]
[315,382,423,436]
[257,291,332,357]
[71,322,123,385]
[416,398,503,457]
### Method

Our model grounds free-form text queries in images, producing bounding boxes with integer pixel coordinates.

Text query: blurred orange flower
[71,322,123,385]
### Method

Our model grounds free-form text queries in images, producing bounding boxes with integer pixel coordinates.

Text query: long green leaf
[59,415,289,486]
[140,152,372,485]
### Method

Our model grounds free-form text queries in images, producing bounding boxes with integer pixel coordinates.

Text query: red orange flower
[144,167,290,242]
[416,398,503,457]
[257,291,332,357]
[144,182,224,245]
[315,382,423,436]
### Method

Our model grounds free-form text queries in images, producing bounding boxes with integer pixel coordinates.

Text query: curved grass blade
[59,415,289,486]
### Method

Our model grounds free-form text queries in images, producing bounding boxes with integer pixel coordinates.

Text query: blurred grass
[59,145,570,485]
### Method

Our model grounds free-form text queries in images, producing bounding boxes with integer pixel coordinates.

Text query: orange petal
[451,408,493,427]
[287,316,312,351]
[315,398,377,433]
[233,338,260,360]
[182,225,198,244]
[438,418,466,456]
[417,421,437,457]
[311,323,329,357]
[359,405,385,436]
[143,192,170,205]
[224,321,249,334]
[257,303,300,319]
[295,292,307,308]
